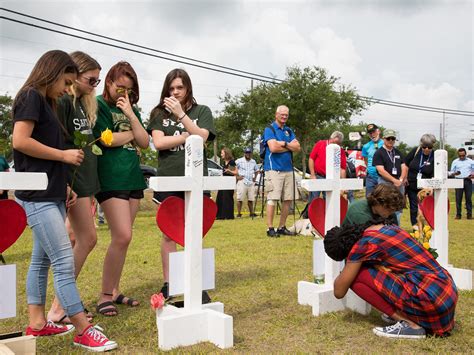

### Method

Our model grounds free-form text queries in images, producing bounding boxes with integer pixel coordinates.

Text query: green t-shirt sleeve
[93,98,112,138]
[198,105,216,142]
[146,110,165,133]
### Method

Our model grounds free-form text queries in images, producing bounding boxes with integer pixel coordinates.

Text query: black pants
[406,186,419,226]
[455,178,472,217]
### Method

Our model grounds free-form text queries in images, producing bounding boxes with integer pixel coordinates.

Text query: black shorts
[96,189,144,204]
[152,191,211,205]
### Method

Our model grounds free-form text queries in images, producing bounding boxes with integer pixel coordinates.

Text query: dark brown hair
[13,50,78,110]
[102,61,139,105]
[150,68,196,119]
[367,183,404,212]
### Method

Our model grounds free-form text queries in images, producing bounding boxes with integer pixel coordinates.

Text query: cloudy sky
[1,0,472,147]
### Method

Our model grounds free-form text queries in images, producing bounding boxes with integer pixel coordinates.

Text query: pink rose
[150,293,165,310]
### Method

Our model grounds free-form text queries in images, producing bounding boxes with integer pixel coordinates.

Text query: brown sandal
[113,294,139,307]
[96,301,118,317]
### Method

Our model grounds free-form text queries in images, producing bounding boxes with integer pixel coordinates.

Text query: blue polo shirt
[362,139,384,177]
[263,122,295,172]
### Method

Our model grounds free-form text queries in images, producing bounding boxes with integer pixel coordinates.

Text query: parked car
[207,159,223,176]
[140,164,158,188]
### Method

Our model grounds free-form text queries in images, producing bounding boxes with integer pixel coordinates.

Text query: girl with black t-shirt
[216,147,238,220]
[12,50,116,350]
[147,68,216,301]
[47,51,102,324]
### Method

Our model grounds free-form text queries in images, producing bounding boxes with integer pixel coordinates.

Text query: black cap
[244,147,252,153]
[366,123,378,133]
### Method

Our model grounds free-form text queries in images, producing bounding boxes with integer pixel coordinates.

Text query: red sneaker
[25,321,75,337]
[73,324,117,352]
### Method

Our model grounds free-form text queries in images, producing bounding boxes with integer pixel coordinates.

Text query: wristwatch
[284,141,288,148]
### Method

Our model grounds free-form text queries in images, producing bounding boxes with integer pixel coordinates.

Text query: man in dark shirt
[372,129,407,223]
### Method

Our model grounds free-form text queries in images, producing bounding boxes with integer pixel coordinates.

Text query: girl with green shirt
[93,61,149,316]
[47,51,101,324]
[147,68,216,300]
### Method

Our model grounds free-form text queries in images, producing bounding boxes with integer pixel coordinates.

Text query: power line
[1,8,473,117]
[0,15,278,84]
[0,7,280,83]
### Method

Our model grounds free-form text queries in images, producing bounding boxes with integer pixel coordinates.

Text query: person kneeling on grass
[324,219,458,339]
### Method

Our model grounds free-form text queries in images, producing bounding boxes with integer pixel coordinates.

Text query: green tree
[0,94,13,158]
[217,66,368,170]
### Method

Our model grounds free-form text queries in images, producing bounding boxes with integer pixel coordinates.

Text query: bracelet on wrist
[177,112,186,122]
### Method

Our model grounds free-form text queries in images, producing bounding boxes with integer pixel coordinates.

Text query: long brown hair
[69,51,101,127]
[13,50,78,111]
[221,147,234,162]
[150,68,196,119]
[102,61,139,105]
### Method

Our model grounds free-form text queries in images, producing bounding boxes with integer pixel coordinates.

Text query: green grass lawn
[1,191,473,353]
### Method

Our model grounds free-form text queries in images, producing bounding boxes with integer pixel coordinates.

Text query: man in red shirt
[308,131,347,201]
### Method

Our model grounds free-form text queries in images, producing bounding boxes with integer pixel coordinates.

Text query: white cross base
[417,150,472,290]
[0,171,46,353]
[297,144,371,316]
[149,136,234,350]
[0,172,47,320]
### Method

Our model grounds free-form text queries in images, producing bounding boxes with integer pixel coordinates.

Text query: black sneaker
[277,226,296,236]
[202,291,211,304]
[160,282,169,299]
[267,227,280,238]
[236,213,242,218]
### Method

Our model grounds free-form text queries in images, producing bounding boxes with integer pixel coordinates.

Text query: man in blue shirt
[263,105,301,237]
[362,123,384,197]
[449,148,473,219]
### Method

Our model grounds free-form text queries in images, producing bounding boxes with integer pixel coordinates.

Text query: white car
[207,159,223,176]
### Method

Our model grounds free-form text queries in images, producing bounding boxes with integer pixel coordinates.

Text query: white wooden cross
[297,144,371,316]
[0,171,47,353]
[417,150,472,290]
[148,135,235,350]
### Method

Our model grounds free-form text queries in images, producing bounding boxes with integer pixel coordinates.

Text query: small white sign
[349,132,361,141]
[0,264,16,319]
[169,248,215,296]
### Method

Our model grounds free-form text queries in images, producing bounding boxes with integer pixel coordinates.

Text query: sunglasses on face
[385,137,396,141]
[79,76,101,87]
[422,145,433,149]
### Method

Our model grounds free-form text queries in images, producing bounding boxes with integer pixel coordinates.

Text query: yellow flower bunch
[410,225,438,258]
[101,128,113,146]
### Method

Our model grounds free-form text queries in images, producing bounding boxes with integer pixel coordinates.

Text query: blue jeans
[16,199,84,317]
[308,175,326,202]
[365,174,379,197]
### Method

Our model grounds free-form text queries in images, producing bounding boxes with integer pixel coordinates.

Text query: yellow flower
[423,242,430,250]
[101,129,113,146]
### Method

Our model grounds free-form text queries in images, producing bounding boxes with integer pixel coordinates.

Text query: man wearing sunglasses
[372,129,407,223]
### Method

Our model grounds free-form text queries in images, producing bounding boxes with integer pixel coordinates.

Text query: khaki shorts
[236,180,256,201]
[265,170,299,201]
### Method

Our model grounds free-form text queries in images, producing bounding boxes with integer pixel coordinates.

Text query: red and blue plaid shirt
[348,225,458,336]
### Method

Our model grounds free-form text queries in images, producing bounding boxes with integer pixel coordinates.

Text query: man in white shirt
[235,148,259,217]
[449,148,473,219]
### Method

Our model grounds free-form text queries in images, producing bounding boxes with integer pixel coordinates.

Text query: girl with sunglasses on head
[93,61,149,317]
[404,134,436,228]
[46,51,101,325]
[146,68,216,301]
[12,50,117,351]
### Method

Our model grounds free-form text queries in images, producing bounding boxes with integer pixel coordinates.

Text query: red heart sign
[308,196,349,237]
[419,195,450,229]
[156,196,217,247]
[0,200,27,253]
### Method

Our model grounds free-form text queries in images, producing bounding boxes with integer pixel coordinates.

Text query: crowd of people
[5,49,471,351]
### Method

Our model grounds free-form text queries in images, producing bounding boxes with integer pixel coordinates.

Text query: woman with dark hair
[147,68,216,301]
[216,147,237,220]
[93,61,149,316]
[12,50,116,350]
[324,220,458,339]
[404,134,436,228]
[48,51,101,324]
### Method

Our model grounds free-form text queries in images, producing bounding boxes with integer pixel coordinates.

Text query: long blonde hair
[69,51,101,127]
